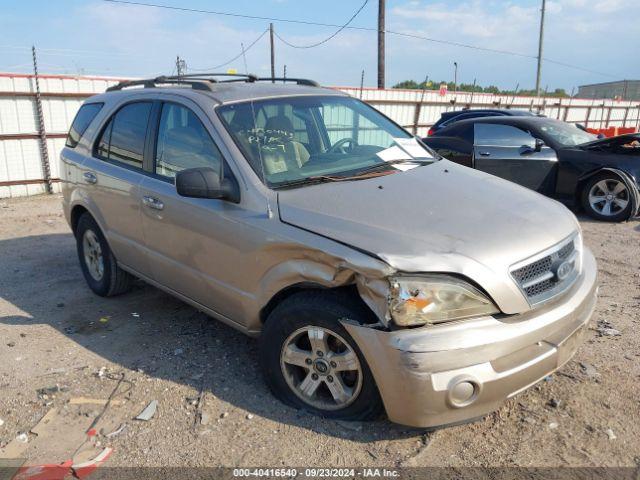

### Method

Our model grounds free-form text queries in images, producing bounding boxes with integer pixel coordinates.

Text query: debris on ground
[136,400,158,421]
[16,433,29,443]
[580,362,599,378]
[246,414,254,420]
[548,398,561,408]
[102,423,127,438]
[598,327,621,337]
[606,428,617,440]
[0,418,4,427]
[549,422,559,430]
[200,413,210,426]
[174,348,184,356]
[69,397,124,406]
[37,385,69,397]
[220,412,228,419]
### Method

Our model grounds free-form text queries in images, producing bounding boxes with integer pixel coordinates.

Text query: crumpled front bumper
[343,247,598,428]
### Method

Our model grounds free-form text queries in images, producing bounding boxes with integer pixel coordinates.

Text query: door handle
[142,196,164,211]
[478,151,491,156]
[83,171,97,184]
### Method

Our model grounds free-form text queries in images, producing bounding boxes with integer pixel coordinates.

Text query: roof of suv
[93,76,346,105]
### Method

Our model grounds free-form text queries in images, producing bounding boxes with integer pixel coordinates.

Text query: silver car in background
[60,74,597,428]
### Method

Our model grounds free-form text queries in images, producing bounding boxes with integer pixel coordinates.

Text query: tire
[259,290,384,421]
[75,213,133,297]
[581,173,632,222]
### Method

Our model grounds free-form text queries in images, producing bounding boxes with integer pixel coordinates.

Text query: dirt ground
[0,194,639,470]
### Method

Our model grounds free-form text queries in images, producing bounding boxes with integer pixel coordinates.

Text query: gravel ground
[0,194,639,469]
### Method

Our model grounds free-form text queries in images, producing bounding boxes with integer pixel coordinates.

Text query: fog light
[448,377,480,408]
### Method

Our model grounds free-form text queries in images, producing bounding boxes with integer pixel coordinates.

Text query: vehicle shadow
[0,232,421,443]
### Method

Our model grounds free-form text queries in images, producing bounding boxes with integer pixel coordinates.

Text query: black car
[427,109,542,136]
[423,116,640,222]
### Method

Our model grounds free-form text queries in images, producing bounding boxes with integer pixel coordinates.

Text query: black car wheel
[581,173,632,222]
[75,213,133,296]
[259,290,384,421]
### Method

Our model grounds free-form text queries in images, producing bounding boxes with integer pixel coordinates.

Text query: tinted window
[66,103,103,148]
[155,103,223,178]
[96,119,113,159]
[474,123,535,147]
[96,102,152,168]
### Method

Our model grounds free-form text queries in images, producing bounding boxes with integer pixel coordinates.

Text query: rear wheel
[259,291,384,421]
[75,213,133,296]
[581,173,631,222]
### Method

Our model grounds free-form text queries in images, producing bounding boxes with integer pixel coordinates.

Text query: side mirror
[534,138,545,152]
[175,167,239,202]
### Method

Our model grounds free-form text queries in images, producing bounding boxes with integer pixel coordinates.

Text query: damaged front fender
[252,243,395,332]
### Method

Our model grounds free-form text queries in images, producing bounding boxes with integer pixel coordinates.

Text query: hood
[277,160,580,314]
[578,132,640,149]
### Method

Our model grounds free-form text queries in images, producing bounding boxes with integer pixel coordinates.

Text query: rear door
[473,122,558,192]
[82,100,154,277]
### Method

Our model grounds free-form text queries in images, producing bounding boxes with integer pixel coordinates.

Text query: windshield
[538,119,597,147]
[218,96,436,187]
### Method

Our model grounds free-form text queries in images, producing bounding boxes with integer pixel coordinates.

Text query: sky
[1,0,638,91]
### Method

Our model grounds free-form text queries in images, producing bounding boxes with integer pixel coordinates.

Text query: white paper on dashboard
[376,145,412,162]
[393,137,433,159]
[392,164,419,172]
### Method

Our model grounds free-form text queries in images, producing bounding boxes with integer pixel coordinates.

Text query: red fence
[586,126,638,137]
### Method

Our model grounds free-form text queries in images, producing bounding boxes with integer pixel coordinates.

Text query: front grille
[510,235,580,305]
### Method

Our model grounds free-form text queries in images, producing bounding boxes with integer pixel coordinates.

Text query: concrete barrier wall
[1,72,639,198]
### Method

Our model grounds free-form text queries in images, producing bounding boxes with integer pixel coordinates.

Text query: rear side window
[474,123,535,148]
[66,103,103,148]
[95,102,152,168]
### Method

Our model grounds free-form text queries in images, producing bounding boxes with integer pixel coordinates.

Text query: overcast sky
[1,0,638,91]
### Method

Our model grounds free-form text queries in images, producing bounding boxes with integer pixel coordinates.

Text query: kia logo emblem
[555,261,573,281]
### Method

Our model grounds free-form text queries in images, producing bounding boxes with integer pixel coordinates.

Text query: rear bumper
[343,247,598,428]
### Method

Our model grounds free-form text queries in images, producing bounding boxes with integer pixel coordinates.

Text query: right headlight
[389,275,500,327]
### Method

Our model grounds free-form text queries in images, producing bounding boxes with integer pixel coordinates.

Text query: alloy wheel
[82,229,104,281]
[280,326,363,411]
[588,179,629,217]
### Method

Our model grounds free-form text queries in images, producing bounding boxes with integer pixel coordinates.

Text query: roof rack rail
[106,76,216,92]
[105,73,320,92]
[255,77,320,87]
[165,73,258,82]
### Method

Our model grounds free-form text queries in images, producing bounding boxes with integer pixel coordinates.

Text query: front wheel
[581,173,632,222]
[259,291,383,421]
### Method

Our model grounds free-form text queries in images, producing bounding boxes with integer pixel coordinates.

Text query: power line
[188,28,269,71]
[274,0,368,49]
[101,0,618,78]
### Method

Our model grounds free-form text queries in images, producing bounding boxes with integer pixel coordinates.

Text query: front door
[139,99,249,322]
[473,123,558,193]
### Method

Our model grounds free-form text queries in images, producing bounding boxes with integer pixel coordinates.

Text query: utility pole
[283,64,287,83]
[535,0,546,97]
[453,62,458,96]
[360,69,365,99]
[175,55,186,78]
[241,43,248,74]
[269,23,275,83]
[32,46,52,195]
[377,0,385,89]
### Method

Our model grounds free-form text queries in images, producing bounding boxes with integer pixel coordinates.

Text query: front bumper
[343,247,598,428]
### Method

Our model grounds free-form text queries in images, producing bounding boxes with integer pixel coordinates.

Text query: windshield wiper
[342,158,434,177]
[271,175,343,189]
[272,159,435,189]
